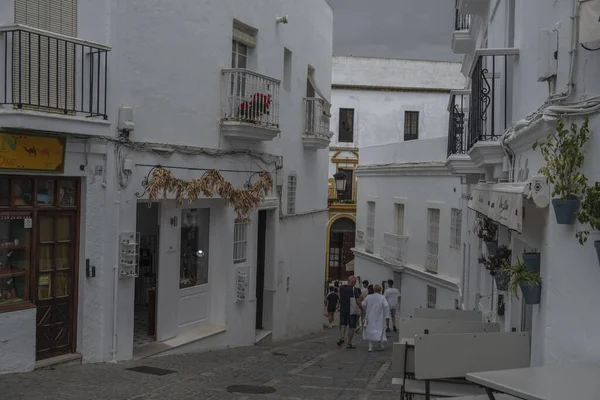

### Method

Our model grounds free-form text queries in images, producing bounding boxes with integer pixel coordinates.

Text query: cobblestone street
[0,327,398,400]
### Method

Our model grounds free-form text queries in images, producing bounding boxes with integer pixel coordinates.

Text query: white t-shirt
[384,287,400,310]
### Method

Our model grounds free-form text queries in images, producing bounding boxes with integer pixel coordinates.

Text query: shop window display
[0,214,31,305]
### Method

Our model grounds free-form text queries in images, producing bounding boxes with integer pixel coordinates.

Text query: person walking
[384,279,400,333]
[337,276,363,349]
[324,286,339,328]
[356,280,370,333]
[361,284,390,352]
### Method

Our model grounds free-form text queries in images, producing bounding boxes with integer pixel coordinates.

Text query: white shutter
[232,20,256,48]
[13,0,77,111]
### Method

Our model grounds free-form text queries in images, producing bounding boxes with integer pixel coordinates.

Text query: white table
[467,364,600,400]
[400,337,414,346]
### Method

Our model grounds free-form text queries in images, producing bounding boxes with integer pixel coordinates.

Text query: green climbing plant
[533,118,589,200]
[575,182,600,245]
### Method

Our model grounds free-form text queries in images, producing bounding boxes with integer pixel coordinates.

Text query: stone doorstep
[133,324,226,360]
[35,353,82,371]
[255,329,272,345]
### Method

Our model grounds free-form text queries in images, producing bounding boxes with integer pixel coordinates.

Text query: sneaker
[393,326,398,333]
[368,345,372,352]
[329,324,333,328]
[378,344,385,351]
[337,338,345,347]
[386,328,391,333]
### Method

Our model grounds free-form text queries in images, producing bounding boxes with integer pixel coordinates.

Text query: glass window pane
[38,273,52,300]
[0,178,9,206]
[55,271,70,297]
[14,179,33,206]
[37,180,55,206]
[39,216,54,242]
[0,216,31,305]
[180,208,210,289]
[39,245,53,272]
[55,216,71,241]
[55,243,71,269]
[58,181,76,206]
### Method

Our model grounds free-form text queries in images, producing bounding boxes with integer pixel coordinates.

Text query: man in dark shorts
[325,286,339,328]
[337,276,363,349]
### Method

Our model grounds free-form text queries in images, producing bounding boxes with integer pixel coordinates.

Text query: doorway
[35,211,77,360]
[133,203,159,348]
[328,217,355,281]
[255,210,267,330]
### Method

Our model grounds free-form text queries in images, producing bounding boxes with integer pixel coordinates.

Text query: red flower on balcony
[239,93,272,121]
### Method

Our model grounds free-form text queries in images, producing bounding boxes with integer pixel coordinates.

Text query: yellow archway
[325,213,357,281]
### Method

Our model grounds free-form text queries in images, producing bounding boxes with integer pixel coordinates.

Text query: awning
[307,73,332,117]
[467,182,531,233]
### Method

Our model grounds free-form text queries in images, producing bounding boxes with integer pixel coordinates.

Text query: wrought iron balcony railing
[381,233,408,265]
[304,97,330,138]
[447,91,470,157]
[221,68,280,129]
[0,25,110,118]
[455,8,472,31]
[468,50,518,150]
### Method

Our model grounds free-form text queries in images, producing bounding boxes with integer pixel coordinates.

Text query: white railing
[221,69,280,128]
[304,97,330,137]
[381,233,408,265]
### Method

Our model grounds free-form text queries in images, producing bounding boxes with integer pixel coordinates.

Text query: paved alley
[0,328,399,400]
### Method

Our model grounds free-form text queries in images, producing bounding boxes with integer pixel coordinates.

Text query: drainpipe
[110,190,121,363]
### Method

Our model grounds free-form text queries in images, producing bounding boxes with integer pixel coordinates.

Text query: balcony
[452,4,474,54]
[446,91,481,175]
[302,97,331,149]
[221,69,280,143]
[381,233,408,266]
[458,0,489,17]
[0,25,111,134]
[467,49,519,169]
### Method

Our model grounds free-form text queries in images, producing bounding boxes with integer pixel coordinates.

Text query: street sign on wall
[0,132,66,173]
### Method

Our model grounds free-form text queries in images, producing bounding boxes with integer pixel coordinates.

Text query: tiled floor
[133,306,155,347]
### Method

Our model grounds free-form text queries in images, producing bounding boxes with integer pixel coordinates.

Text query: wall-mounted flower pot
[519,282,541,305]
[493,270,509,291]
[485,241,498,255]
[522,252,541,271]
[551,198,580,225]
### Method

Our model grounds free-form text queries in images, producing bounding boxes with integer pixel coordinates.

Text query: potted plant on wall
[475,217,498,254]
[575,182,600,264]
[522,248,541,272]
[505,257,542,305]
[479,245,511,291]
[533,118,590,225]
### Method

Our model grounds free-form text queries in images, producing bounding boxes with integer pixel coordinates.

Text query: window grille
[366,201,376,253]
[233,219,248,263]
[450,208,462,249]
[425,208,440,272]
[404,111,419,141]
[427,285,437,308]
[395,204,405,236]
[287,174,297,214]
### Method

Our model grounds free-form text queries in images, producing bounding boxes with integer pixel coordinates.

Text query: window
[337,169,354,201]
[450,208,462,249]
[338,108,355,143]
[287,174,297,214]
[231,40,248,69]
[404,111,419,141]
[366,201,376,253]
[427,285,437,308]
[180,209,210,289]
[233,219,248,263]
[425,208,440,272]
[283,48,292,91]
[14,0,77,110]
[395,204,405,236]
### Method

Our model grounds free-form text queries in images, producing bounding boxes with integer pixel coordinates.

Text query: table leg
[486,388,496,400]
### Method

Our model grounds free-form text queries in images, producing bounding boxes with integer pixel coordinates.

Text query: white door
[156,203,180,341]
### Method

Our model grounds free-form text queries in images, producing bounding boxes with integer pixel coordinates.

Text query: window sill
[0,301,36,314]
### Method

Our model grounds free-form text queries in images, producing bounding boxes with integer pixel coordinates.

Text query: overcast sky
[328,0,462,62]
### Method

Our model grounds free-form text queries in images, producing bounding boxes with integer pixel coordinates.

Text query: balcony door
[35,211,77,360]
[328,217,355,281]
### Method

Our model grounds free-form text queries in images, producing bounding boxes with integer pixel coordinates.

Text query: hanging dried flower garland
[146,167,272,219]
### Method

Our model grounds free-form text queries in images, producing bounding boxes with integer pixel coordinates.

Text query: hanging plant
[145,167,273,219]
[575,182,600,263]
[504,257,542,305]
[475,217,498,253]
[479,245,511,291]
[533,118,589,224]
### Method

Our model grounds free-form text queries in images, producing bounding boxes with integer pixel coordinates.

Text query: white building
[0,0,332,374]
[344,57,466,315]
[448,0,600,366]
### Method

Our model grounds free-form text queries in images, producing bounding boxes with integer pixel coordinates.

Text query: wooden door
[35,211,77,360]
[255,210,267,330]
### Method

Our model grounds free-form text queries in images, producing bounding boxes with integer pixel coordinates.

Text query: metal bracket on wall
[86,259,96,278]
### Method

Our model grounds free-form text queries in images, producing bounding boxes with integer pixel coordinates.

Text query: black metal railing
[455,9,472,31]
[468,52,517,150]
[1,26,110,118]
[447,92,470,157]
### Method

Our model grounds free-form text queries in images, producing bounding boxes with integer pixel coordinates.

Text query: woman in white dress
[361,284,390,352]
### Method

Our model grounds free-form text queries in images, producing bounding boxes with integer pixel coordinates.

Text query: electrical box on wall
[236,266,249,302]
[537,29,558,82]
[119,232,140,278]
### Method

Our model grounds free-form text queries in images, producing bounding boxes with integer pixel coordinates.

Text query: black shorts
[327,306,336,313]
[339,311,358,329]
